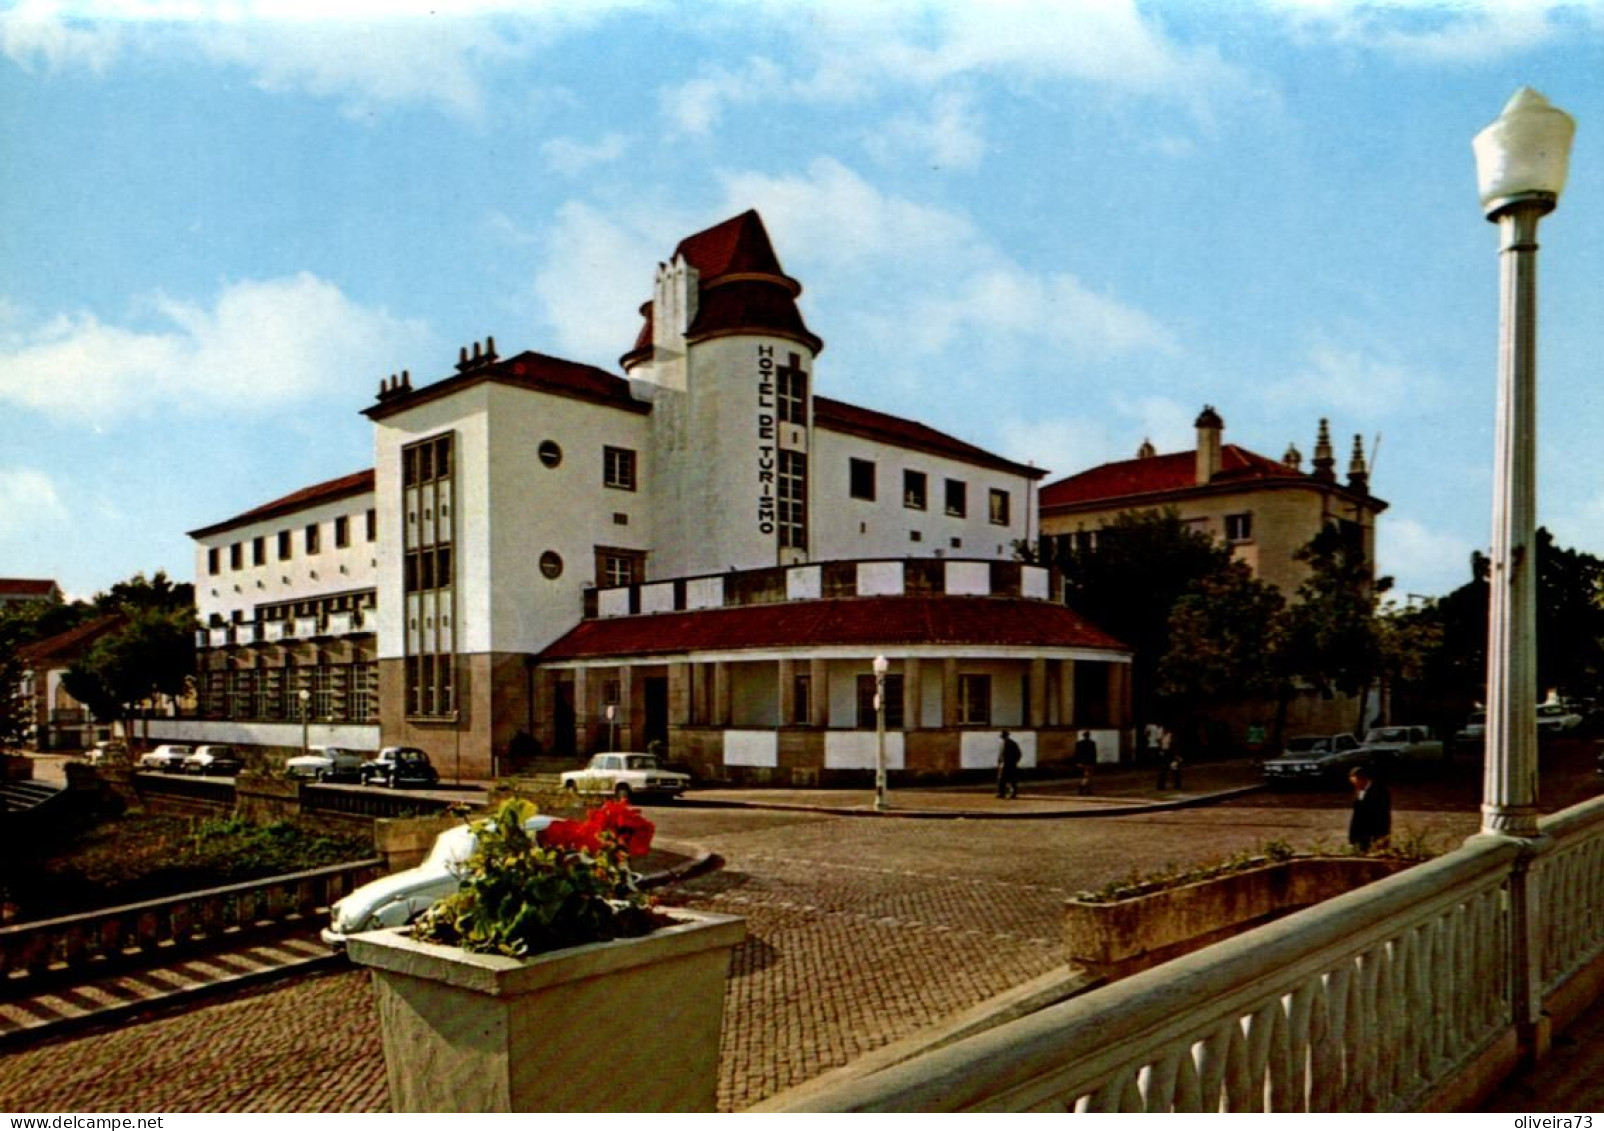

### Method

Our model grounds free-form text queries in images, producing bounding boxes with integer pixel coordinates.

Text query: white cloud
[1266,340,1445,418]
[1378,514,1476,598]
[0,274,431,425]
[539,133,630,176]
[0,0,121,70]
[529,201,671,363]
[660,56,785,136]
[867,89,987,171]
[998,416,1118,480]
[0,467,69,540]
[1267,0,1578,63]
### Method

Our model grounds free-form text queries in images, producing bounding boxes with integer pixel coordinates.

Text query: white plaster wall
[685,577,724,610]
[729,662,777,727]
[857,561,904,596]
[598,589,631,618]
[811,428,1032,562]
[1022,566,1050,600]
[640,583,676,614]
[194,489,378,627]
[824,730,905,770]
[960,729,1037,770]
[944,561,991,596]
[787,565,822,600]
[723,729,778,767]
[146,719,381,752]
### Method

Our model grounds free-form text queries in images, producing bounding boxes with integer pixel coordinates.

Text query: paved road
[0,776,1495,1114]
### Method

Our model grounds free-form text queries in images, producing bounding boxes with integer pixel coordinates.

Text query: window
[778,450,807,550]
[208,548,219,576]
[777,352,808,425]
[1225,513,1254,543]
[989,489,1011,526]
[856,673,906,729]
[278,530,293,560]
[335,516,350,548]
[252,536,266,566]
[904,470,927,510]
[305,523,320,555]
[604,446,637,491]
[958,674,992,725]
[366,508,377,542]
[945,479,967,518]
[538,440,563,468]
[793,674,811,724]
[540,551,564,579]
[596,547,645,588]
[229,542,242,570]
[849,458,876,501]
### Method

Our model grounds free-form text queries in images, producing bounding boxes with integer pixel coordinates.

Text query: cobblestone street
[0,790,1488,1113]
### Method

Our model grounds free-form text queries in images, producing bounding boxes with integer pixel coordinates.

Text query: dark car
[362,746,439,789]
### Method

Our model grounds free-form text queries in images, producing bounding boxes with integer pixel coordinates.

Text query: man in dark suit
[1348,765,1392,850]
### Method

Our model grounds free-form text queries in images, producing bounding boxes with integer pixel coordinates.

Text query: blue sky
[2,1,1602,603]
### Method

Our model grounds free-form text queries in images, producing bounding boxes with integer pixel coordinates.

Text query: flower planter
[348,908,745,1112]
[1063,857,1408,980]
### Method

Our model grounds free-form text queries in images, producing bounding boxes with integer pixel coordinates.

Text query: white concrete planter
[347,909,746,1112]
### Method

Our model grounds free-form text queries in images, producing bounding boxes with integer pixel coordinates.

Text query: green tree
[1158,561,1287,727]
[1281,525,1392,734]
[59,605,196,745]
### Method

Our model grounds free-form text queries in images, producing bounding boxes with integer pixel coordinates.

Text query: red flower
[536,802,654,857]
[538,817,601,854]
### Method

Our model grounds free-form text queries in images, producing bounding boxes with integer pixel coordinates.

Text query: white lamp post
[1473,88,1575,838]
[872,655,889,812]
[298,687,312,761]
[606,703,617,751]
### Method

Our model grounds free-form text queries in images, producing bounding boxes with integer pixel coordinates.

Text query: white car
[1360,725,1445,765]
[560,752,691,802]
[182,744,243,776]
[138,744,193,771]
[1261,734,1366,783]
[321,814,554,948]
[1537,702,1585,737]
[286,745,366,782]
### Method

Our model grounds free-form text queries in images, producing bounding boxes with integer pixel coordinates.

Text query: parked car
[560,752,691,801]
[361,746,440,789]
[285,745,366,782]
[182,744,243,776]
[84,740,125,766]
[1455,710,1487,752]
[1261,734,1366,783]
[1537,702,1585,738]
[321,814,554,948]
[137,743,194,772]
[1359,725,1446,766]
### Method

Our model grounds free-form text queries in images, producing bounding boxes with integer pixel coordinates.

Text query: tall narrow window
[849,458,876,501]
[335,515,350,548]
[778,450,807,550]
[229,542,243,570]
[945,479,967,518]
[252,536,266,566]
[776,352,808,425]
[208,548,220,576]
[793,674,811,724]
[958,674,992,725]
[856,674,906,729]
[278,530,293,560]
[305,523,321,555]
[403,432,456,718]
[904,470,927,510]
[366,508,377,541]
[989,489,1011,526]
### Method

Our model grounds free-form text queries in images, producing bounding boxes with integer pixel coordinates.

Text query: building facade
[186,211,1133,780]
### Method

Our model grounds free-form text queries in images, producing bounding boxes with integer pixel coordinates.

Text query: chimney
[1136,438,1156,459]
[1348,434,1369,493]
[1312,418,1336,483]
[1194,405,1224,485]
[1282,442,1303,471]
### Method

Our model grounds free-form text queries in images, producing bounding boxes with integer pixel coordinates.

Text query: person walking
[996,730,1022,799]
[1074,730,1098,795]
[1347,765,1392,851]
[1155,726,1180,789]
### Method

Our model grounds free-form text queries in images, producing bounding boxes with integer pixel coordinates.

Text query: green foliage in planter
[415,797,669,959]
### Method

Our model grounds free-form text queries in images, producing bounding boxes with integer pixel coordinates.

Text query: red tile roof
[17,613,126,667]
[674,209,787,280]
[0,579,60,598]
[188,469,375,539]
[537,595,1126,661]
[1041,445,1317,510]
[816,397,1044,480]
[365,350,649,424]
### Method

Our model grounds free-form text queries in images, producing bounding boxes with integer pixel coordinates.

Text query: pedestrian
[1156,726,1181,789]
[1348,765,1392,851]
[1144,721,1162,764]
[996,730,1022,799]
[1074,730,1098,795]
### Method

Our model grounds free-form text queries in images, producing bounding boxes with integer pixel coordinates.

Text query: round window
[538,440,562,468]
[539,551,563,579]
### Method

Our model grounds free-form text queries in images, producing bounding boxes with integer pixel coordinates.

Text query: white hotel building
[187,211,1132,782]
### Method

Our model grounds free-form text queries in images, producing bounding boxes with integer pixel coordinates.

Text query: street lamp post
[606,704,617,751]
[873,655,889,812]
[1473,88,1575,838]
[298,687,312,761]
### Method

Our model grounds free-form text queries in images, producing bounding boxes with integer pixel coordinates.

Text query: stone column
[778,658,797,726]
[1029,658,1048,728]
[713,661,732,726]
[904,659,923,729]
[808,658,828,727]
[572,666,590,755]
[941,659,959,728]
[1059,659,1076,728]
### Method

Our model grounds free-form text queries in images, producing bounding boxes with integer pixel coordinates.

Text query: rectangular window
[849,458,876,501]
[252,536,266,566]
[1225,513,1254,543]
[335,515,350,548]
[945,479,967,518]
[403,432,456,719]
[904,470,927,510]
[305,523,320,555]
[278,530,293,560]
[229,542,242,570]
[958,674,992,725]
[602,553,636,587]
[777,353,808,425]
[208,548,220,576]
[366,508,377,542]
[989,489,1011,526]
[778,449,807,550]
[604,446,637,491]
[856,673,906,729]
[793,674,811,724]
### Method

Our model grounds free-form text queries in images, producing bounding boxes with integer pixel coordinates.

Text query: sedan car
[137,743,194,771]
[286,745,367,782]
[1261,733,1366,784]
[321,814,554,948]
[182,744,243,776]
[560,752,691,802]
[1537,702,1585,738]
[361,746,440,789]
[1359,725,1445,765]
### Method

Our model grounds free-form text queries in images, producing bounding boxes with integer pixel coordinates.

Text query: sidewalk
[688,757,1266,818]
